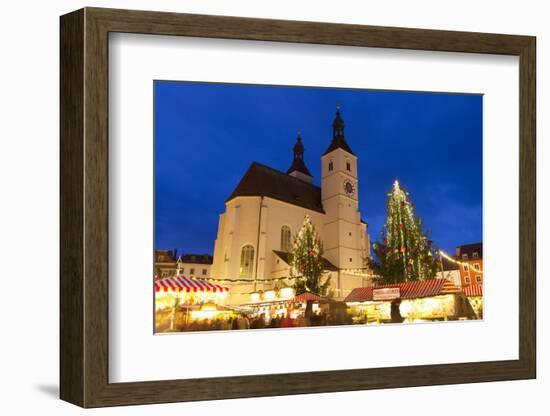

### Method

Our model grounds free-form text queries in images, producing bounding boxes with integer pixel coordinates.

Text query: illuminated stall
[289,292,328,318]
[244,287,296,320]
[344,279,477,324]
[154,276,229,331]
[243,289,333,323]
[463,284,483,319]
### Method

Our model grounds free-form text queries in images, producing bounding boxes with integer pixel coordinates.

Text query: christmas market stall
[154,276,229,332]
[345,279,477,324]
[242,289,336,326]
[463,284,483,319]
[242,287,296,321]
[290,292,330,321]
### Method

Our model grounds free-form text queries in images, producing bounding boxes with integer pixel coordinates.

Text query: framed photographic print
[60,7,536,408]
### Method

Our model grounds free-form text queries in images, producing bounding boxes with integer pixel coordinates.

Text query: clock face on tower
[343,179,355,196]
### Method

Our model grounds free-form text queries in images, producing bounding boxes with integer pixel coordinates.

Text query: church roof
[273,250,338,271]
[226,162,324,213]
[323,109,355,156]
[287,133,312,177]
[286,158,312,177]
[323,136,355,156]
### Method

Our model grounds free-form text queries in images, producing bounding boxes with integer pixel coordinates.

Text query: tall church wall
[259,197,325,289]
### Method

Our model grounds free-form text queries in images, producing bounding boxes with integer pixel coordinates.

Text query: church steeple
[320,107,361,274]
[293,132,305,161]
[287,131,313,183]
[323,108,355,156]
[333,108,345,137]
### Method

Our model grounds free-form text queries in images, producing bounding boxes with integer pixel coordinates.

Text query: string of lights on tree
[289,215,331,296]
[370,180,439,284]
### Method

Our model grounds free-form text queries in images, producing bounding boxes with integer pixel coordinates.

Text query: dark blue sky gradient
[155,81,482,256]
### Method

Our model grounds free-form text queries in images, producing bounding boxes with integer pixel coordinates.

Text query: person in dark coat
[390,299,404,323]
[231,317,240,330]
[251,313,266,329]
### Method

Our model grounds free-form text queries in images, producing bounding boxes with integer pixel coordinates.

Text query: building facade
[455,243,483,286]
[154,250,213,279]
[154,249,178,278]
[211,111,371,303]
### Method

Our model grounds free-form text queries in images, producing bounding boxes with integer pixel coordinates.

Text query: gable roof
[227,162,324,213]
[178,254,213,265]
[154,249,177,263]
[273,250,338,272]
[457,243,483,259]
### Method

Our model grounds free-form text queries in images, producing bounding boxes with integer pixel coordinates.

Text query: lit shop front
[244,289,330,320]
[463,284,483,319]
[345,279,479,324]
[154,276,230,332]
[244,287,296,320]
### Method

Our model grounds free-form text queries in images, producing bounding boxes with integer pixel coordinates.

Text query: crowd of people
[181,309,352,332]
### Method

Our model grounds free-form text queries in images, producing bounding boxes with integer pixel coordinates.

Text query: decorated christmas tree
[290,215,331,296]
[370,180,438,284]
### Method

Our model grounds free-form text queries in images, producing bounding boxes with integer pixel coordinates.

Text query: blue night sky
[154,81,482,256]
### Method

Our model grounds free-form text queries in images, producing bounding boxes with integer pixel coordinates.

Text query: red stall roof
[344,279,460,302]
[292,292,326,303]
[154,276,228,293]
[463,284,483,297]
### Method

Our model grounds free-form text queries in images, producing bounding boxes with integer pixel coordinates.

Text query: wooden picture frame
[60,7,536,408]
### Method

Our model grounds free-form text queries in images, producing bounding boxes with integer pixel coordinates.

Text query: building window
[190,268,195,275]
[202,269,207,275]
[463,265,469,272]
[240,245,255,278]
[465,276,471,284]
[280,225,292,252]
[180,268,184,274]
[328,160,333,171]
[476,275,482,283]
[473,263,480,271]
[346,160,351,171]
[473,252,479,259]
[349,258,353,262]
[461,253,468,260]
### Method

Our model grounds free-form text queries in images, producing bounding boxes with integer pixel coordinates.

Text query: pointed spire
[323,107,355,156]
[332,108,345,138]
[293,130,304,160]
[287,130,312,178]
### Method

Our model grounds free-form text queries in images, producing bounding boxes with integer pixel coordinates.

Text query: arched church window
[280,226,292,252]
[346,159,351,171]
[239,245,255,278]
[328,160,333,171]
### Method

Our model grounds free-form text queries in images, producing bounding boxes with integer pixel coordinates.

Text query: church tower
[321,109,365,270]
[287,132,314,184]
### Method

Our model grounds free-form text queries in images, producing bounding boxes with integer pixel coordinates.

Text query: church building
[211,110,371,303]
